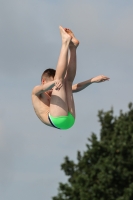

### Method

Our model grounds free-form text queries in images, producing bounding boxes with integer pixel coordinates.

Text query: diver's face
[42,76,54,85]
[45,76,54,93]
[47,76,54,82]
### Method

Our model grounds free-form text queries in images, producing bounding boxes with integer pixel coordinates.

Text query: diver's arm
[72,79,92,93]
[72,75,110,93]
[32,81,56,96]
[32,78,64,96]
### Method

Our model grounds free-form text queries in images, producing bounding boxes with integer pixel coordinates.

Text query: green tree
[52,103,133,200]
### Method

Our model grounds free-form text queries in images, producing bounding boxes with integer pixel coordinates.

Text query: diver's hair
[41,68,56,81]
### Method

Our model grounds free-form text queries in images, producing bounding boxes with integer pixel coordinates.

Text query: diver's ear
[41,78,46,85]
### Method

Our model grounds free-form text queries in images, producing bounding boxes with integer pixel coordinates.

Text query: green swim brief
[48,112,75,130]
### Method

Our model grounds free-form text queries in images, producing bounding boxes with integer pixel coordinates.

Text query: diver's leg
[65,44,77,118]
[50,26,71,117]
[54,27,71,81]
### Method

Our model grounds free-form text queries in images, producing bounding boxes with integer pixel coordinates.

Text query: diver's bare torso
[32,90,52,126]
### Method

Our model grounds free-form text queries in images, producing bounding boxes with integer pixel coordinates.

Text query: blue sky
[0,0,133,199]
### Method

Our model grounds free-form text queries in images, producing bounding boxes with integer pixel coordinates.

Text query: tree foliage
[52,103,133,200]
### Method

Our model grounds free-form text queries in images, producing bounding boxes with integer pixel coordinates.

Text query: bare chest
[32,93,51,120]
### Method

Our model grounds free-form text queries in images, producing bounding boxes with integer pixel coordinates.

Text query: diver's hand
[55,79,63,90]
[91,75,110,83]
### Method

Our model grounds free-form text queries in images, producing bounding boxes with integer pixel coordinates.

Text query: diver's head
[41,68,56,85]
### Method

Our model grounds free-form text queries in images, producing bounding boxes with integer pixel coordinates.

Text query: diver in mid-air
[32,26,110,130]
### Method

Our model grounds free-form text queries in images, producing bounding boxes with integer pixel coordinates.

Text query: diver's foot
[64,28,79,47]
[59,26,71,44]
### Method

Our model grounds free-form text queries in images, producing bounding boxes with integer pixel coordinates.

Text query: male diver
[32,26,109,130]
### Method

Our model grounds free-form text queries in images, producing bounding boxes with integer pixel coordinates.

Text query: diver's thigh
[65,81,75,118]
[50,84,68,117]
